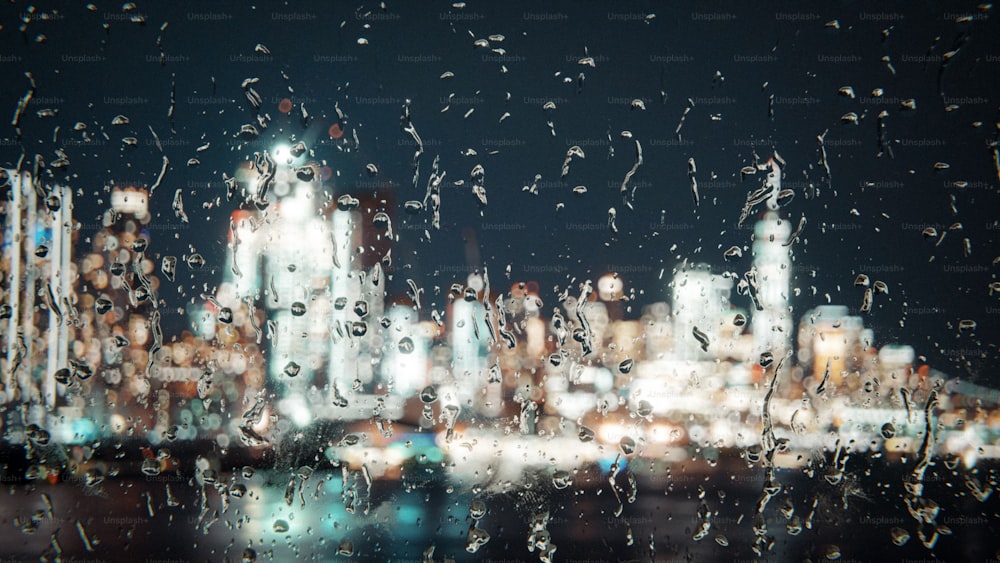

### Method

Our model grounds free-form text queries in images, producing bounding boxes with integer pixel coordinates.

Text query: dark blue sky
[2,0,997,382]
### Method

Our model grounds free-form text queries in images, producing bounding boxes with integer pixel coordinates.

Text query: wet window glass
[1,2,999,561]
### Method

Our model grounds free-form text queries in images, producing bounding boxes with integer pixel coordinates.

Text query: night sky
[2,0,998,382]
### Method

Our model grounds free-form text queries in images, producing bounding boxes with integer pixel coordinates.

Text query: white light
[272,143,292,163]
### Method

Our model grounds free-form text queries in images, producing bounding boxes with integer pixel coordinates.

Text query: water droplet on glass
[353,300,369,317]
[272,519,290,533]
[552,470,573,489]
[619,358,634,374]
[620,436,636,455]
[229,483,247,498]
[283,361,301,377]
[54,368,71,385]
[44,194,61,211]
[398,337,414,354]
[760,351,774,368]
[186,253,205,269]
[890,527,910,546]
[469,500,487,520]
[94,297,113,315]
[635,400,654,418]
[141,458,160,476]
[420,386,438,403]
[465,527,491,553]
[733,313,747,327]
[337,540,355,556]
[350,321,367,336]
[290,302,307,316]
[578,425,595,442]
[881,422,896,439]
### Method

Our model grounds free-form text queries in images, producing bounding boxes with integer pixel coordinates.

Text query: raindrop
[290,302,307,316]
[131,238,147,253]
[353,300,369,317]
[95,298,113,315]
[218,307,233,324]
[543,469,571,492]
[465,528,491,553]
[398,337,414,354]
[283,362,301,377]
[470,500,487,520]
[723,246,742,260]
[230,484,247,498]
[578,426,596,442]
[186,253,205,269]
[272,520,290,533]
[34,245,49,258]
[420,386,438,403]
[890,527,910,546]
[54,368,71,385]
[141,458,160,476]
[161,256,176,281]
[881,423,896,439]
[404,200,423,213]
[759,351,774,368]
[337,195,360,210]
[620,436,636,455]
[618,358,634,374]
[44,194,61,211]
[295,166,315,182]
[733,313,747,327]
[337,540,355,556]
[350,321,367,336]
[958,319,976,332]
[635,400,653,418]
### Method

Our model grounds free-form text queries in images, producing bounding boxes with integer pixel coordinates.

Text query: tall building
[751,211,793,361]
[671,263,733,361]
[211,151,393,424]
[1,170,73,410]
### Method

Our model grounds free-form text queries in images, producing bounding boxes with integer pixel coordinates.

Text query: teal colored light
[71,418,98,444]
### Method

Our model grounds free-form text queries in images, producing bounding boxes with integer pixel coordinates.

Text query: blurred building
[1,170,74,413]
[211,149,395,425]
[670,263,732,361]
[751,211,793,361]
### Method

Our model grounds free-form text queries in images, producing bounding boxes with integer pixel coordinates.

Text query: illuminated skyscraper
[751,211,793,361]
[210,151,393,424]
[671,263,732,361]
[1,170,73,409]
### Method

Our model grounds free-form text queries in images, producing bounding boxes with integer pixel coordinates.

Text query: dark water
[1,454,997,562]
